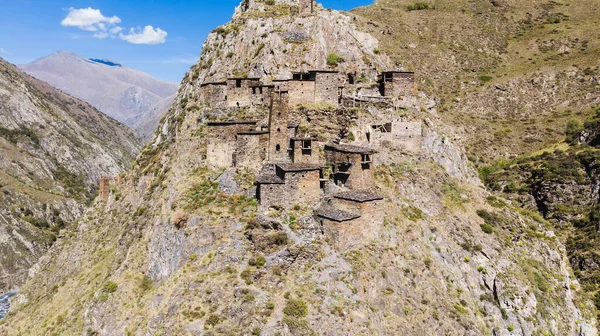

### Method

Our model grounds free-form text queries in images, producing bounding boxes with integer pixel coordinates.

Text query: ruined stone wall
[235,133,269,171]
[326,151,374,189]
[383,72,415,97]
[392,120,422,152]
[227,79,260,107]
[258,169,321,209]
[320,200,383,252]
[207,124,254,169]
[200,84,227,107]
[98,177,110,199]
[299,0,313,15]
[289,80,315,106]
[250,86,272,106]
[269,91,292,162]
[315,72,341,106]
[291,140,320,164]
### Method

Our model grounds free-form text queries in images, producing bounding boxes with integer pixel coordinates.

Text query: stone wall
[299,0,313,15]
[258,169,321,209]
[290,139,320,164]
[289,80,316,106]
[325,151,374,190]
[227,78,261,107]
[315,72,342,106]
[206,122,256,169]
[382,72,415,97]
[250,85,272,106]
[368,119,423,153]
[320,200,384,252]
[235,132,269,171]
[200,83,227,107]
[268,91,292,162]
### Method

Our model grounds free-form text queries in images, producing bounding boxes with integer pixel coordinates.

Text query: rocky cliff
[0,1,596,335]
[20,51,178,139]
[0,57,141,293]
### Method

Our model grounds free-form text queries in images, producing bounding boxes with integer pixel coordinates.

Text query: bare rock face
[19,51,178,139]
[0,57,141,293]
[0,1,596,335]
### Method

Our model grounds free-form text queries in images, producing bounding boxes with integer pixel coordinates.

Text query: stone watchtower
[269,90,291,162]
[299,0,314,15]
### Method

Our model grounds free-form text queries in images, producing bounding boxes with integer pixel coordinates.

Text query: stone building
[299,0,314,15]
[289,137,319,164]
[257,163,323,209]
[200,82,227,107]
[235,131,270,170]
[206,120,258,169]
[250,83,273,106]
[227,78,261,107]
[324,143,375,190]
[268,90,292,162]
[367,119,423,153]
[288,71,344,106]
[315,190,384,252]
[98,176,111,199]
[379,71,415,97]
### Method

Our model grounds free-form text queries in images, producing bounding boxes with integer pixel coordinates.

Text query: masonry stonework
[257,164,322,209]
[380,71,415,97]
[99,176,110,199]
[206,121,257,169]
[268,91,292,162]
[227,78,261,107]
[200,82,228,107]
[235,132,270,170]
[325,143,375,190]
[299,0,314,15]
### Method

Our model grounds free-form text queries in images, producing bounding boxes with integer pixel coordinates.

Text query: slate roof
[207,120,258,126]
[314,206,360,222]
[200,81,227,87]
[334,191,384,203]
[237,131,269,135]
[256,174,284,184]
[290,137,318,141]
[324,143,375,154]
[276,163,323,172]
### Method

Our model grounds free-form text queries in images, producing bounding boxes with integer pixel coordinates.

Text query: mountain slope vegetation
[0,1,596,335]
[354,0,600,163]
[0,57,141,293]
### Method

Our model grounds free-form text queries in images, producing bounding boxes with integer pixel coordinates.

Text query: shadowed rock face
[0,57,141,293]
[19,51,178,139]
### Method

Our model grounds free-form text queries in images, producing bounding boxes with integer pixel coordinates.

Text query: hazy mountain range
[19,51,178,139]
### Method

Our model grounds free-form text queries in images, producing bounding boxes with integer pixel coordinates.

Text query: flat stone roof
[227,77,261,80]
[257,174,284,184]
[207,120,258,126]
[237,131,269,135]
[324,143,375,155]
[276,163,323,172]
[314,206,360,222]
[309,70,339,74]
[200,81,227,87]
[290,137,318,141]
[334,191,384,203]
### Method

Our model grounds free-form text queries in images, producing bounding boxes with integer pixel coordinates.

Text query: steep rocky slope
[353,0,600,163]
[0,1,596,335]
[0,57,141,293]
[20,51,178,139]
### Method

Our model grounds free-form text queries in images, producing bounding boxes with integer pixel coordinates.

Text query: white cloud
[60,8,167,45]
[119,26,167,45]
[0,48,7,54]
[61,7,120,32]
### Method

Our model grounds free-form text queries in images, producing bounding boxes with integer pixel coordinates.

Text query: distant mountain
[0,57,141,293]
[19,51,178,139]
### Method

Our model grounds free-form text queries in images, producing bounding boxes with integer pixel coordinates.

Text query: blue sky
[0,0,373,83]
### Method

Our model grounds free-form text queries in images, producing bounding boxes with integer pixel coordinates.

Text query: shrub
[140,275,153,292]
[249,255,266,268]
[326,52,343,67]
[480,223,494,234]
[508,325,515,332]
[205,314,221,327]
[103,281,118,293]
[407,2,432,11]
[565,119,583,144]
[479,75,493,82]
[283,299,308,317]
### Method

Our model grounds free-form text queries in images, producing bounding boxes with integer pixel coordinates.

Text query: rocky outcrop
[0,1,595,335]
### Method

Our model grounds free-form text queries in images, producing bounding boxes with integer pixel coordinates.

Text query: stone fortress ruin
[197,64,423,251]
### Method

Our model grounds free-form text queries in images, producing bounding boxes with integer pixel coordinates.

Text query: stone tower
[299,0,314,15]
[268,90,291,162]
